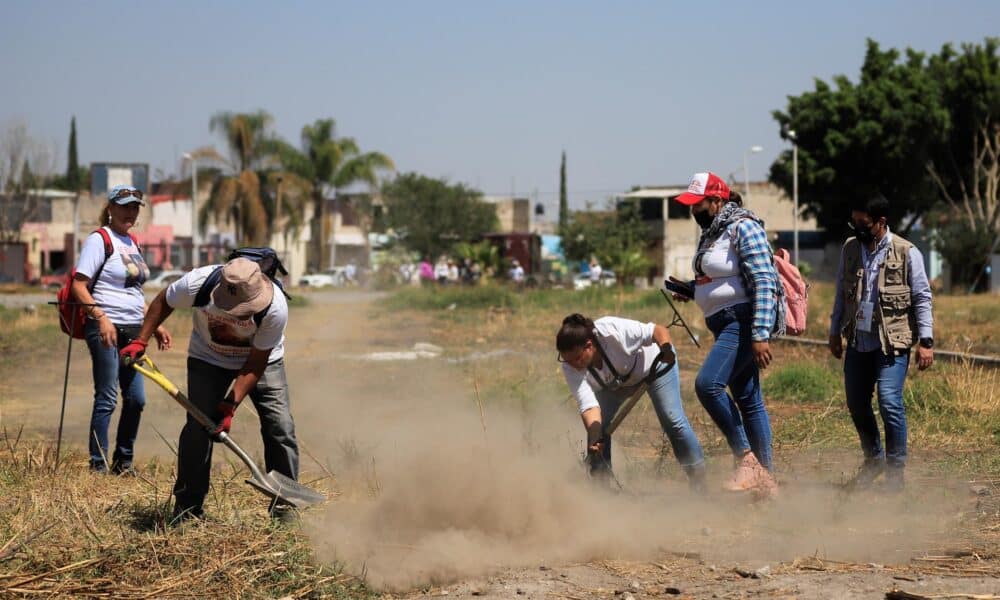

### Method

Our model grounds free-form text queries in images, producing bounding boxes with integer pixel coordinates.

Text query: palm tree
[200,110,310,246]
[284,118,394,269]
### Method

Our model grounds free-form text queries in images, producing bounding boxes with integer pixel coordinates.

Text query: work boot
[848,456,885,490]
[884,465,905,493]
[724,451,765,492]
[170,504,205,527]
[89,460,108,474]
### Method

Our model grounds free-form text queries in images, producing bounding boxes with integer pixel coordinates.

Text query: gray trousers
[173,357,299,512]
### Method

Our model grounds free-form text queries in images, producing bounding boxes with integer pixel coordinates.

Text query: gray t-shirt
[165,265,287,370]
[75,227,149,325]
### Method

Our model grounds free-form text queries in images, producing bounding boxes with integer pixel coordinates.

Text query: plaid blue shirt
[733,219,780,341]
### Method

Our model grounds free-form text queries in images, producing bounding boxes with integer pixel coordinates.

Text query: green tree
[201,110,311,246]
[924,39,1000,285]
[382,173,498,259]
[277,118,394,268]
[769,39,949,236]
[559,151,568,232]
[560,200,654,285]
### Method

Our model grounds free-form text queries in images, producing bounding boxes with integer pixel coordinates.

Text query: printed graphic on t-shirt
[120,249,150,288]
[200,309,257,358]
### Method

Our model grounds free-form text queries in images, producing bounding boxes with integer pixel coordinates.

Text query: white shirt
[510,265,525,281]
[693,225,749,318]
[561,316,660,414]
[589,264,602,282]
[165,265,288,370]
[75,227,149,325]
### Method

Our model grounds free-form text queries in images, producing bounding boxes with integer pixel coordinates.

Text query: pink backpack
[774,248,808,336]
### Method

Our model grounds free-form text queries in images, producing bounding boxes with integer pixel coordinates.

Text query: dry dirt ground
[3,291,998,600]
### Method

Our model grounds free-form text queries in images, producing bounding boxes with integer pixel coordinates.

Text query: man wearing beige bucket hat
[122,256,300,522]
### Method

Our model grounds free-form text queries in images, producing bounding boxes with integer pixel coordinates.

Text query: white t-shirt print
[75,227,149,325]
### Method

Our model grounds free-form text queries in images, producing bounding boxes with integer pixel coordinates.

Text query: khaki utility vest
[838,234,917,354]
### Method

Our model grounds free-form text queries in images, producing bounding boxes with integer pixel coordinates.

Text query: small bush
[763,362,840,404]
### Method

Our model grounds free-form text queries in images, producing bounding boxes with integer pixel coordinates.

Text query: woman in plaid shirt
[669,172,783,497]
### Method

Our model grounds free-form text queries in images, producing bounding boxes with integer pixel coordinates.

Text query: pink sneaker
[724,452,763,491]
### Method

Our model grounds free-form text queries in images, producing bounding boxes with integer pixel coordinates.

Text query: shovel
[130,355,325,509]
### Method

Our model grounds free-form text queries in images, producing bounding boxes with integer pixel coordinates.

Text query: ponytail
[556,313,595,352]
[98,204,111,227]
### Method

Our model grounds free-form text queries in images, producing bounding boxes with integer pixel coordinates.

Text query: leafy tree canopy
[382,173,498,259]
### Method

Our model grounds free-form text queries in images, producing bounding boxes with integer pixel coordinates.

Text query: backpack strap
[587,335,639,390]
[193,265,272,327]
[193,266,224,308]
[86,228,116,293]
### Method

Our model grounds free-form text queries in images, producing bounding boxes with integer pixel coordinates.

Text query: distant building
[483,196,531,233]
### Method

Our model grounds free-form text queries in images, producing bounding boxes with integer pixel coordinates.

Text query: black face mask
[693,209,715,230]
[850,221,877,244]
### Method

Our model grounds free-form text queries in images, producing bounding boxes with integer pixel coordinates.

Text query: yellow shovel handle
[130,355,180,397]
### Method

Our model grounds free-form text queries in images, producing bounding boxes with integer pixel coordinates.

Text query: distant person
[556,313,706,492]
[72,185,171,474]
[589,260,602,285]
[418,257,434,287]
[470,260,482,284]
[344,261,357,284]
[669,172,780,496]
[434,257,449,285]
[509,259,525,283]
[829,194,934,492]
[121,257,301,523]
[447,260,460,284]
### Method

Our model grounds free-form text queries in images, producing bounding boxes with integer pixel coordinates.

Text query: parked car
[573,270,617,291]
[145,270,185,289]
[38,267,68,289]
[299,268,347,288]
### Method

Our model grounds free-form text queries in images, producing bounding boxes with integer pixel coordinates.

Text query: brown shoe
[724,452,763,492]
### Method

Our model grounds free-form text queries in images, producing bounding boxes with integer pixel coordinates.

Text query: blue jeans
[843,347,909,467]
[84,319,146,469]
[695,303,773,470]
[595,355,705,474]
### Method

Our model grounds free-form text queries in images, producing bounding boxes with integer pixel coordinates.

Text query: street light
[182,153,198,267]
[784,128,800,265]
[743,145,763,203]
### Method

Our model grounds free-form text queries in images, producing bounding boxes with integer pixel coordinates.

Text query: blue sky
[2,1,997,213]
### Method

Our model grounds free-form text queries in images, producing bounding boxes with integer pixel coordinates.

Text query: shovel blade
[245,471,326,509]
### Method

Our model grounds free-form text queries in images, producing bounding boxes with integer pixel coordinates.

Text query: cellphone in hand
[663,277,694,299]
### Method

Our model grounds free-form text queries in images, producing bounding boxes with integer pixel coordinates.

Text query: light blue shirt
[829,230,934,352]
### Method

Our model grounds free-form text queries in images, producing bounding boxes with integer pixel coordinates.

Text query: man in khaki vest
[829,194,934,491]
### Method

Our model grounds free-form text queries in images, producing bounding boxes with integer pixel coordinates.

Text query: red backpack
[56,229,139,338]
[773,248,809,336]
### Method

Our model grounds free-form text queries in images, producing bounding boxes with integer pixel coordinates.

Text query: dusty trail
[2,291,997,599]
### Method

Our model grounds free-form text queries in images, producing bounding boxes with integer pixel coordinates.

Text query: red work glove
[210,399,239,441]
[119,339,148,366]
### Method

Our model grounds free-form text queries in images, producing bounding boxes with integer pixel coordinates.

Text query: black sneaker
[848,456,885,490]
[111,460,136,476]
[270,506,300,525]
[687,465,709,496]
[89,461,108,474]
[170,505,205,526]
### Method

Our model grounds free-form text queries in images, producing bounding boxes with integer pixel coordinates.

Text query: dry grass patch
[0,437,368,599]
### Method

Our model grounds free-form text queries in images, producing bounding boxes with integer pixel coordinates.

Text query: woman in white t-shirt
[71,185,171,474]
[557,313,706,491]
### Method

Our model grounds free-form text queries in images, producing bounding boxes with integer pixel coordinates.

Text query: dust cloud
[293,349,965,591]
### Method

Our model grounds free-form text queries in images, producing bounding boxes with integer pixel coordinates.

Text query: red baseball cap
[671,172,731,205]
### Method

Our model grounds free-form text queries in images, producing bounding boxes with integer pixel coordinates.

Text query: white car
[573,270,617,290]
[146,270,185,289]
[299,268,347,288]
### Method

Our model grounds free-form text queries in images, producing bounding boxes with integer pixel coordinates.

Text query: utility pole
[743,145,763,204]
[183,153,199,267]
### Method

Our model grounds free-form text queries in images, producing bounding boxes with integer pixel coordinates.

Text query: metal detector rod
[48,299,98,469]
[659,289,700,348]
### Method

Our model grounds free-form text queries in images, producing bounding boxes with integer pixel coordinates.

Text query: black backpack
[193,247,291,327]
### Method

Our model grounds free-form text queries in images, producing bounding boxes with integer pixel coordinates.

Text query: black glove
[654,342,676,371]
